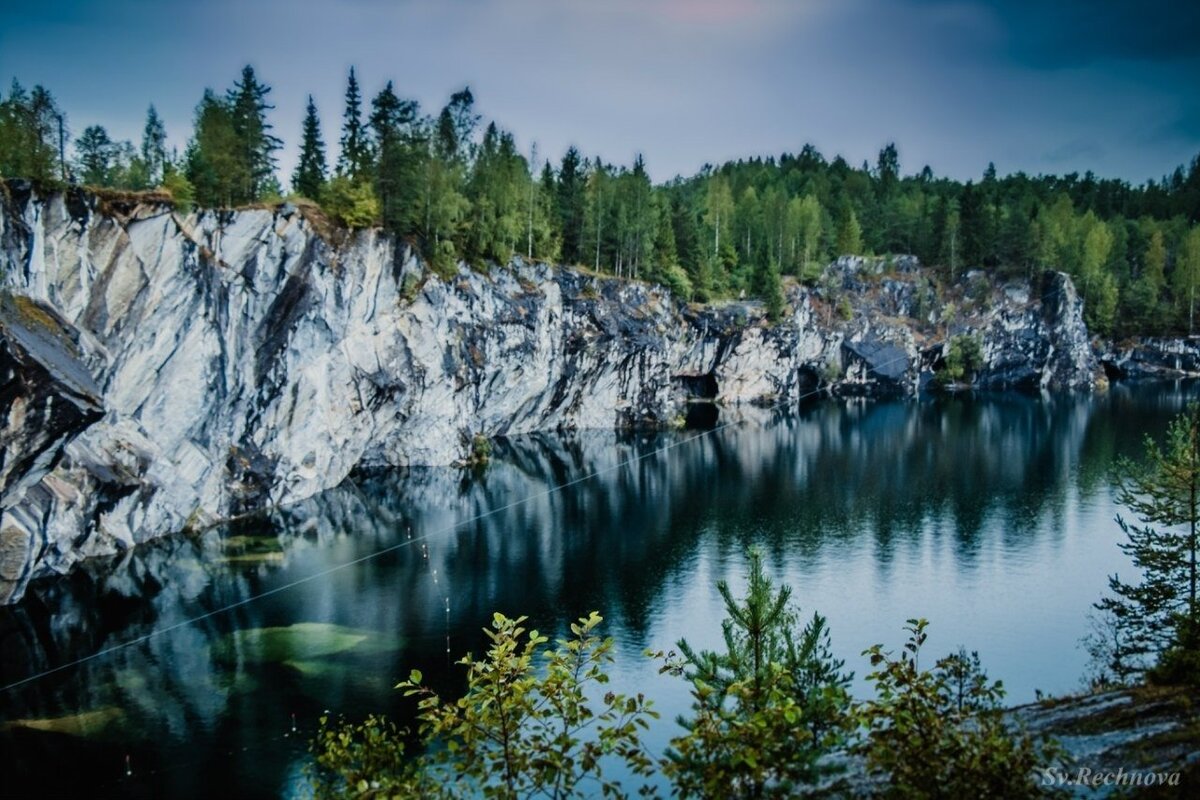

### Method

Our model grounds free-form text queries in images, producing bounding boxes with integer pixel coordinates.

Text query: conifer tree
[1098,403,1200,684]
[369,81,424,235]
[227,65,281,202]
[666,548,853,796]
[836,202,863,255]
[0,82,64,183]
[74,125,115,185]
[556,146,587,263]
[185,89,245,207]
[140,105,167,185]
[337,67,371,180]
[292,95,327,200]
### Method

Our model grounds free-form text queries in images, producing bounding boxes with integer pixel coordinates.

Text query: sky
[1,0,1197,186]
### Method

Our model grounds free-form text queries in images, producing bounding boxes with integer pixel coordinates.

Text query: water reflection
[0,383,1196,798]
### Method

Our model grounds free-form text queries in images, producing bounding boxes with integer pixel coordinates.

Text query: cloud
[944,0,1200,67]
[1042,138,1105,165]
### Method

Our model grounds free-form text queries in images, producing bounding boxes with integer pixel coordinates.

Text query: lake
[1,382,1195,798]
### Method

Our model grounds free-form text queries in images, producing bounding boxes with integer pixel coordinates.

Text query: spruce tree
[556,146,587,263]
[836,202,862,255]
[227,65,281,202]
[292,95,327,200]
[140,105,167,185]
[369,81,421,233]
[337,67,371,180]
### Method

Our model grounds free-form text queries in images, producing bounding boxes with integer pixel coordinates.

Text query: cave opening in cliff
[796,366,820,399]
[673,372,719,401]
[672,372,720,428]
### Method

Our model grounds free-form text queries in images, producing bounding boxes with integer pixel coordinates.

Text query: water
[0,383,1195,798]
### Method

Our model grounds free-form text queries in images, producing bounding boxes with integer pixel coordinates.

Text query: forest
[2,66,1199,335]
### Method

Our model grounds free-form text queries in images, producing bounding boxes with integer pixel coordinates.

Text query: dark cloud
[956,0,1200,67]
[0,0,1195,185]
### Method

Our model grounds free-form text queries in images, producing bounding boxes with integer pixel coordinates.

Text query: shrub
[857,619,1060,799]
[940,333,984,385]
[161,166,194,213]
[397,612,658,798]
[323,175,379,229]
[468,433,491,467]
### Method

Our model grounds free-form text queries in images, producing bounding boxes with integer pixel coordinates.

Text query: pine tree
[338,67,371,180]
[75,125,115,185]
[1098,403,1200,684]
[667,548,853,796]
[292,95,327,200]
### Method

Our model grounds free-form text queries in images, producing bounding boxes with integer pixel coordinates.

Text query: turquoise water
[0,383,1194,798]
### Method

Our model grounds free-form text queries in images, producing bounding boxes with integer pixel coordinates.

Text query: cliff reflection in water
[0,384,1196,799]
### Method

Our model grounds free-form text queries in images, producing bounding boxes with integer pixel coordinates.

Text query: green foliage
[857,619,1060,799]
[939,334,984,385]
[5,72,1200,333]
[468,433,492,466]
[292,95,327,200]
[227,65,282,200]
[662,548,854,797]
[395,612,658,799]
[74,125,115,185]
[185,90,245,207]
[310,713,429,798]
[308,558,1065,799]
[1176,227,1200,334]
[757,260,785,321]
[0,80,64,184]
[161,164,194,212]
[557,146,587,264]
[183,66,279,207]
[140,105,167,185]
[837,296,854,321]
[1095,404,1200,686]
[836,202,863,255]
[323,175,379,229]
[337,67,372,181]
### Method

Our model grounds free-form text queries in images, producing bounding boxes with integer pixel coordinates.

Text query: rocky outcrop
[0,294,103,602]
[0,188,1097,603]
[1099,337,1200,380]
[972,270,1096,391]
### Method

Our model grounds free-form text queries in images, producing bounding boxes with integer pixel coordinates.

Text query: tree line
[2,68,1199,333]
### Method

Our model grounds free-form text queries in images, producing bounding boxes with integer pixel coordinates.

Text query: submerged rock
[0,187,1100,602]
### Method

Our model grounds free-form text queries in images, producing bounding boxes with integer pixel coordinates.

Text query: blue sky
[1,0,1196,184]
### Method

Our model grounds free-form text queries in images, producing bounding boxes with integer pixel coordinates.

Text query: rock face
[1099,337,1200,380]
[0,294,104,602]
[0,188,1097,603]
